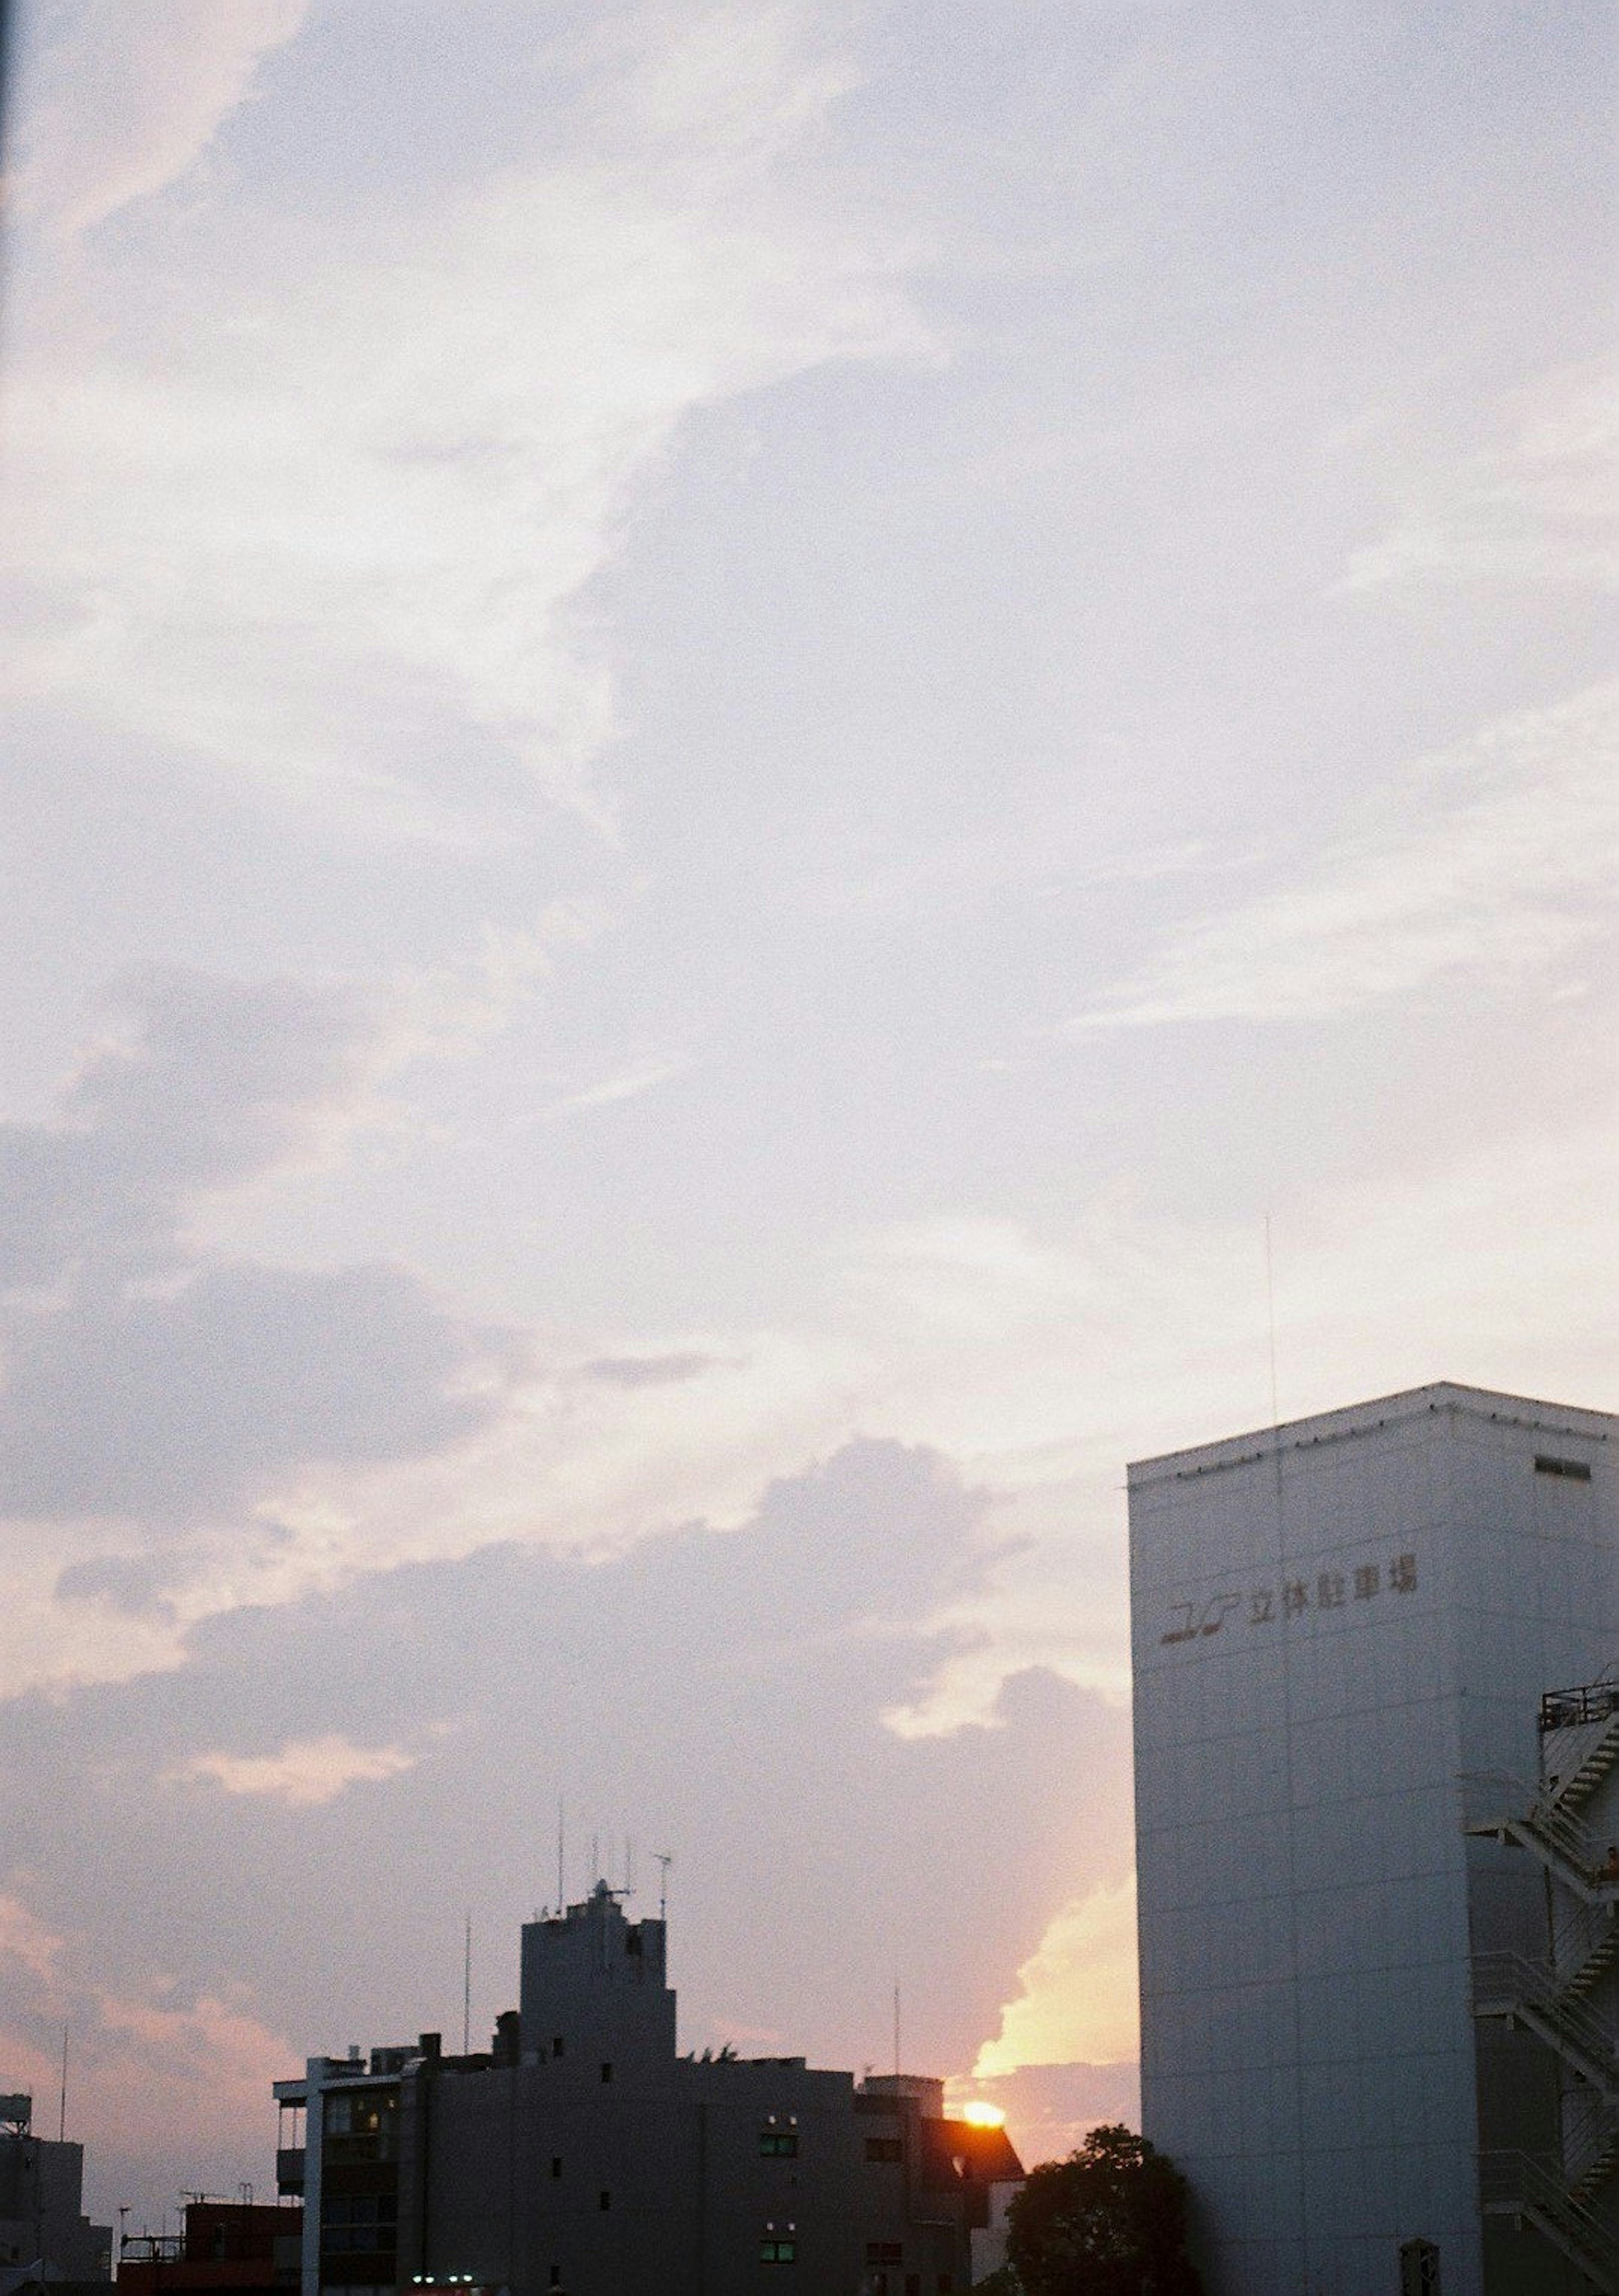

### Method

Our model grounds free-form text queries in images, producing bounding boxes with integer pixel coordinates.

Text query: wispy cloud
[1064,683,1617,1031]
[0,1891,65,1990]
[551,1055,687,1115]
[15,0,314,237]
[1340,361,1618,592]
[171,1733,419,1806]
[0,5,929,838]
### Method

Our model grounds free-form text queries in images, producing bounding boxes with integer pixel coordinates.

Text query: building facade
[0,2096,111,2294]
[1129,1381,1617,2294]
[274,1884,1020,2296]
[118,2202,302,2296]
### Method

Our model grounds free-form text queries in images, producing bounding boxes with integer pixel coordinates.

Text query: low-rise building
[118,2202,302,2296]
[0,2094,112,2294]
[274,1884,1019,2296]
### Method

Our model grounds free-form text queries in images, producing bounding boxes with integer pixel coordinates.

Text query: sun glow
[959,2101,1006,2129]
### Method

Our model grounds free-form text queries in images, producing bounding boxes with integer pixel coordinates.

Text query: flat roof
[1127,1380,1616,1489]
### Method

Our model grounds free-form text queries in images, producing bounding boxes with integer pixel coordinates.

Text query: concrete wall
[1130,1383,1617,2296]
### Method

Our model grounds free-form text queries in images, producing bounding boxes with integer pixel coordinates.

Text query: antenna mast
[654,1853,672,1923]
[462,1914,471,2056]
[557,1798,565,1911]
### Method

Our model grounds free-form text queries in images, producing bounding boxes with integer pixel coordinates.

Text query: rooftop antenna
[654,1853,672,1923]
[557,1797,565,1911]
[624,1837,634,1897]
[462,1913,471,2056]
[58,2022,68,2142]
[1264,1212,1280,1429]
[893,1983,901,2079]
[591,1833,599,1885]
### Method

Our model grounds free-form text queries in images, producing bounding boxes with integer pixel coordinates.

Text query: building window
[938,2279,953,2293]
[905,2277,920,2296]
[866,2243,903,2266]
[548,2271,560,2288]
[550,2158,562,2180]
[759,2239,796,2264]
[864,2137,903,2163]
[600,2062,613,2083]
[551,2036,564,2059]
[759,2131,799,2157]
[598,2191,610,2212]
[1536,1454,1592,1482]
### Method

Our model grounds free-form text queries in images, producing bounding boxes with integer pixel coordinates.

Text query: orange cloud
[974,1874,1139,2077]
[170,1734,417,1806]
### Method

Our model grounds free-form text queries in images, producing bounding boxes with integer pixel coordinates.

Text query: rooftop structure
[274,1883,1020,2296]
[0,2095,111,2296]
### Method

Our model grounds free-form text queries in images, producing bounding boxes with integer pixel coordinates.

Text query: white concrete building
[1128,1381,1618,2294]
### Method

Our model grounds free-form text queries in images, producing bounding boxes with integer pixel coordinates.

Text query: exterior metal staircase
[1467,1773,1619,1908]
[1561,1911,1619,2004]
[1473,1952,1619,2097]
[1480,2152,1619,2293]
[1471,1701,1619,2261]
[1551,1715,1619,1814]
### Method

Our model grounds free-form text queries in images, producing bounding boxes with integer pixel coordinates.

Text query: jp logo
[1159,1594,1241,1646]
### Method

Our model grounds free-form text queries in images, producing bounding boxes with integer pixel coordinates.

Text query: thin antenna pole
[58,2024,67,2142]
[1264,1213,1280,1428]
[462,1914,471,2056]
[624,1838,633,1897]
[893,1983,901,2078]
[591,1834,599,1885]
[655,1853,672,1923]
[557,1798,565,1912]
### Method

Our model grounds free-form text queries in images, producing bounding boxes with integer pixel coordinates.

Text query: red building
[119,2204,301,2296]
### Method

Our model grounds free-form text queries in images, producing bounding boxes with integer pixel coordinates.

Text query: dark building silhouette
[118,2203,302,2296]
[0,2094,111,2294]
[274,1884,1021,2296]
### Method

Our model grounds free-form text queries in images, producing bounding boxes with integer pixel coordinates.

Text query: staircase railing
[1479,2150,1619,2292]
[1473,1952,1619,2094]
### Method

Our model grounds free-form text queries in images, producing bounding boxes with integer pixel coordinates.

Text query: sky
[0,0,1614,2226]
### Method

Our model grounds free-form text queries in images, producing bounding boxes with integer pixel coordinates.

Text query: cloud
[1064,683,1617,1030]
[551,1055,687,1115]
[171,1734,419,1806]
[974,1874,1140,2075]
[2,1260,493,1523]
[0,1892,64,1991]
[0,1443,1133,2145]
[16,0,313,236]
[1340,361,1618,592]
[54,1550,196,1619]
[0,5,929,836]
[580,1352,725,1388]
[0,972,504,1548]
[0,969,381,1287]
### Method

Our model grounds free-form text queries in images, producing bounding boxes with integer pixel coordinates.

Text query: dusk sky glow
[0,0,1614,2226]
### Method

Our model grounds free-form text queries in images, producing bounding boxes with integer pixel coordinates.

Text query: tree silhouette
[1002,2124,1202,2296]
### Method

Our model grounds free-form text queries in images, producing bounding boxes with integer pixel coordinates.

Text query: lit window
[760,2240,796,2264]
[759,2131,799,2157]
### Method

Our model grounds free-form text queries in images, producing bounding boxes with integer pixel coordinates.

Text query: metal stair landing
[1481,2152,1619,2294]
